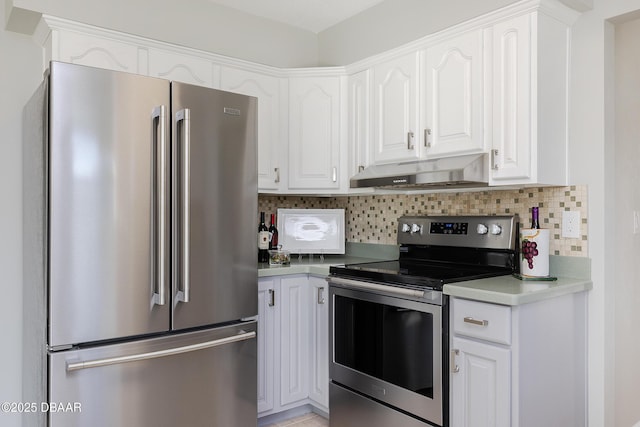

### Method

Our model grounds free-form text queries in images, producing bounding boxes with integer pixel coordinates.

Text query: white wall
[317,0,516,66]
[0,3,42,427]
[614,17,640,427]
[569,1,640,426]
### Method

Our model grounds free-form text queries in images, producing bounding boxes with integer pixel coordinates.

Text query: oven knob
[476,224,488,235]
[490,224,503,235]
[410,224,422,234]
[401,223,411,233]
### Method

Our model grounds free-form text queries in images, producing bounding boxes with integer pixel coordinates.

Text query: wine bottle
[531,207,540,229]
[268,213,279,250]
[258,212,269,263]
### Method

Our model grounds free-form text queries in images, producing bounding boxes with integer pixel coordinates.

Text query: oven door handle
[327,277,426,299]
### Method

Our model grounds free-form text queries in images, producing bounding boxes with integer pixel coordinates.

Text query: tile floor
[263,412,328,427]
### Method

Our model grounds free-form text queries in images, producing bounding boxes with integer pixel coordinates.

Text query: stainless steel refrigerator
[22,61,258,426]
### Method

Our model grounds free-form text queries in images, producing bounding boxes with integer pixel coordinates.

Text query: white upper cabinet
[288,75,343,191]
[489,10,574,185]
[421,29,487,158]
[347,70,371,178]
[489,14,532,182]
[35,0,577,194]
[147,48,214,87]
[47,28,139,73]
[220,67,285,191]
[372,53,420,164]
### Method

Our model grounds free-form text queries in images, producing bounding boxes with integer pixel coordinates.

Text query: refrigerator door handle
[66,330,256,372]
[175,108,191,303]
[152,105,168,306]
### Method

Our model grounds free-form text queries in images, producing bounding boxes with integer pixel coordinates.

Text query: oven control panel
[430,222,468,235]
[397,215,518,250]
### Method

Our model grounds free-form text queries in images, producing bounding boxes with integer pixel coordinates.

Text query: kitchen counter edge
[258,256,379,278]
[443,275,592,306]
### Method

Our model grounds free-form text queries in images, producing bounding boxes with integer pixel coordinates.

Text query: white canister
[520,228,550,277]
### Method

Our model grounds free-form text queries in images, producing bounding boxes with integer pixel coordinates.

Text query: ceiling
[205,0,385,33]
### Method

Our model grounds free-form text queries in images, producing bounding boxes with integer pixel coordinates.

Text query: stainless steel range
[328,215,519,427]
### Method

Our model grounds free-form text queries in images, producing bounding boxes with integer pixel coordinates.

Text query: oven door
[329,279,443,426]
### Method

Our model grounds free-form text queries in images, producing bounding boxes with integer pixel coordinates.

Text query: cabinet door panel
[279,277,310,405]
[308,276,329,410]
[490,14,532,181]
[451,337,510,427]
[423,29,485,157]
[372,53,419,163]
[348,70,371,177]
[56,31,139,73]
[148,49,213,87]
[289,77,341,189]
[258,278,277,414]
[221,67,283,191]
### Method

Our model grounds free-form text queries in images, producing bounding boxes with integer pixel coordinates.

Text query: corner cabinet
[257,275,329,419]
[450,293,587,427]
[489,10,576,185]
[288,76,345,191]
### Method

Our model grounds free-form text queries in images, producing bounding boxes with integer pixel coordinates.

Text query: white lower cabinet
[257,278,277,413]
[279,276,311,406]
[308,276,329,411]
[450,293,587,427]
[451,336,511,427]
[257,275,329,419]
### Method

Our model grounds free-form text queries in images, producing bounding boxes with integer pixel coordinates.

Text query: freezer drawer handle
[65,330,256,372]
[152,105,168,306]
[175,108,191,303]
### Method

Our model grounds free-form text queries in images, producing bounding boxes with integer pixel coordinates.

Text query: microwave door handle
[175,109,191,303]
[151,105,167,306]
[66,330,256,372]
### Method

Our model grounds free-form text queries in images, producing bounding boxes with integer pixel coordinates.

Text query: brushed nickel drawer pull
[464,316,489,326]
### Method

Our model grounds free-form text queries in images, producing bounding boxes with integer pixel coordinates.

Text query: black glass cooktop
[329,259,513,291]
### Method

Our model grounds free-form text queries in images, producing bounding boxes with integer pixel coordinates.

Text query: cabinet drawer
[452,298,511,345]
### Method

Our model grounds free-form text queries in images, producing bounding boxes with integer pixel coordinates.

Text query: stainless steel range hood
[350,153,488,189]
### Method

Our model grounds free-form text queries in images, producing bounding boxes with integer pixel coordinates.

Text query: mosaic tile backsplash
[258,186,588,257]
